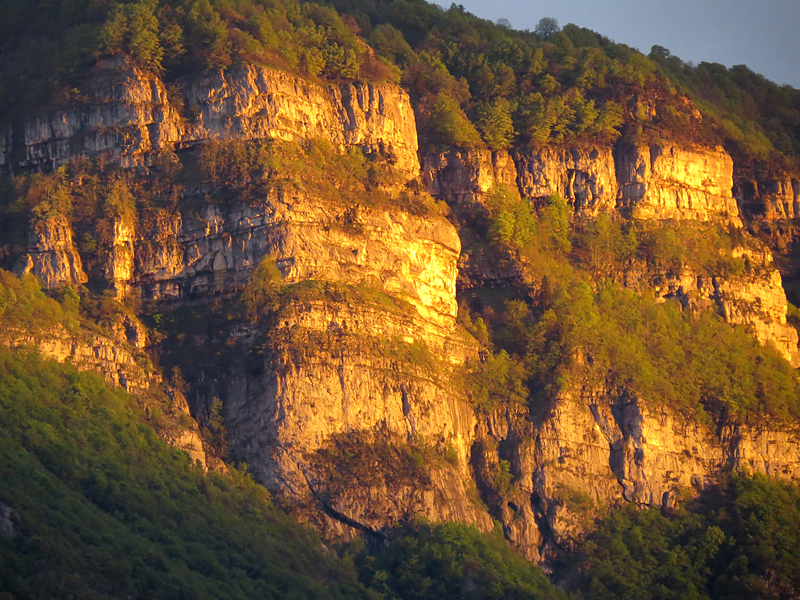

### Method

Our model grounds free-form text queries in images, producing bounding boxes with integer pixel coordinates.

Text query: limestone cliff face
[616,144,741,225]
[105,215,137,298]
[423,143,741,224]
[14,212,88,289]
[423,144,800,561]
[160,190,495,536]
[1,57,419,182]
[224,298,491,537]
[515,146,618,212]
[467,377,800,561]
[736,176,800,220]
[126,190,459,327]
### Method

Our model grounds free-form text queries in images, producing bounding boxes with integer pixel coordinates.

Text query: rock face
[424,144,741,225]
[422,145,800,561]
[167,190,494,536]
[498,385,800,559]
[616,144,741,225]
[1,57,419,182]
[6,58,800,562]
[133,193,459,327]
[736,177,800,220]
[14,213,88,288]
[515,146,618,212]
[224,297,491,537]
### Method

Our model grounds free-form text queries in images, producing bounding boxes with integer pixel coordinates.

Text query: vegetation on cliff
[561,474,800,600]
[0,346,375,599]
[2,0,796,175]
[460,190,800,425]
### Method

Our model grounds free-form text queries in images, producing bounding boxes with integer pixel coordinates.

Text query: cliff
[423,147,797,367]
[4,59,800,563]
[424,144,741,225]
[0,57,419,182]
[736,176,800,221]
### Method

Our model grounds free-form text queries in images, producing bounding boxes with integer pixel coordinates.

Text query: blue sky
[454,0,800,89]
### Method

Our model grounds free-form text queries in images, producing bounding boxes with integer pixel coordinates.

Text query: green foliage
[101,0,167,71]
[462,203,800,423]
[467,349,528,411]
[243,255,284,321]
[0,346,374,599]
[477,98,515,150]
[201,396,230,457]
[573,212,637,278]
[570,474,800,600]
[534,17,560,41]
[485,184,537,252]
[0,271,66,331]
[430,92,483,149]
[355,521,566,600]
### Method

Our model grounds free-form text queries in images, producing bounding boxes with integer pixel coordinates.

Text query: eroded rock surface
[1,57,419,182]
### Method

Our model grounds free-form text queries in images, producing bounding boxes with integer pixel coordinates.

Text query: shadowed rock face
[5,59,800,562]
[736,177,800,220]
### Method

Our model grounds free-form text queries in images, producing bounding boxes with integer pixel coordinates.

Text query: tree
[649,44,671,59]
[534,17,560,41]
[477,98,515,149]
[243,256,284,321]
[100,0,164,72]
[430,92,483,148]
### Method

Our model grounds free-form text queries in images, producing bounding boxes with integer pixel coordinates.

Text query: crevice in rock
[301,470,387,541]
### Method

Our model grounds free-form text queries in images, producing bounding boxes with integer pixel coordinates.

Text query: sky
[454,0,800,89]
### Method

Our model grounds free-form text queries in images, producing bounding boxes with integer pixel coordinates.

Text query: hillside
[1,0,800,597]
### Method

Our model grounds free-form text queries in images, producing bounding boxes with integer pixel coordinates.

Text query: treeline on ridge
[0,0,798,176]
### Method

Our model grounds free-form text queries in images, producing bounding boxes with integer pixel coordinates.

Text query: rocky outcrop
[224,299,490,537]
[423,143,742,225]
[4,324,150,392]
[131,191,459,326]
[616,144,741,225]
[472,382,800,561]
[515,146,618,212]
[736,177,800,220]
[1,57,419,181]
[156,188,493,536]
[105,214,137,298]
[14,212,88,288]
[421,145,800,561]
